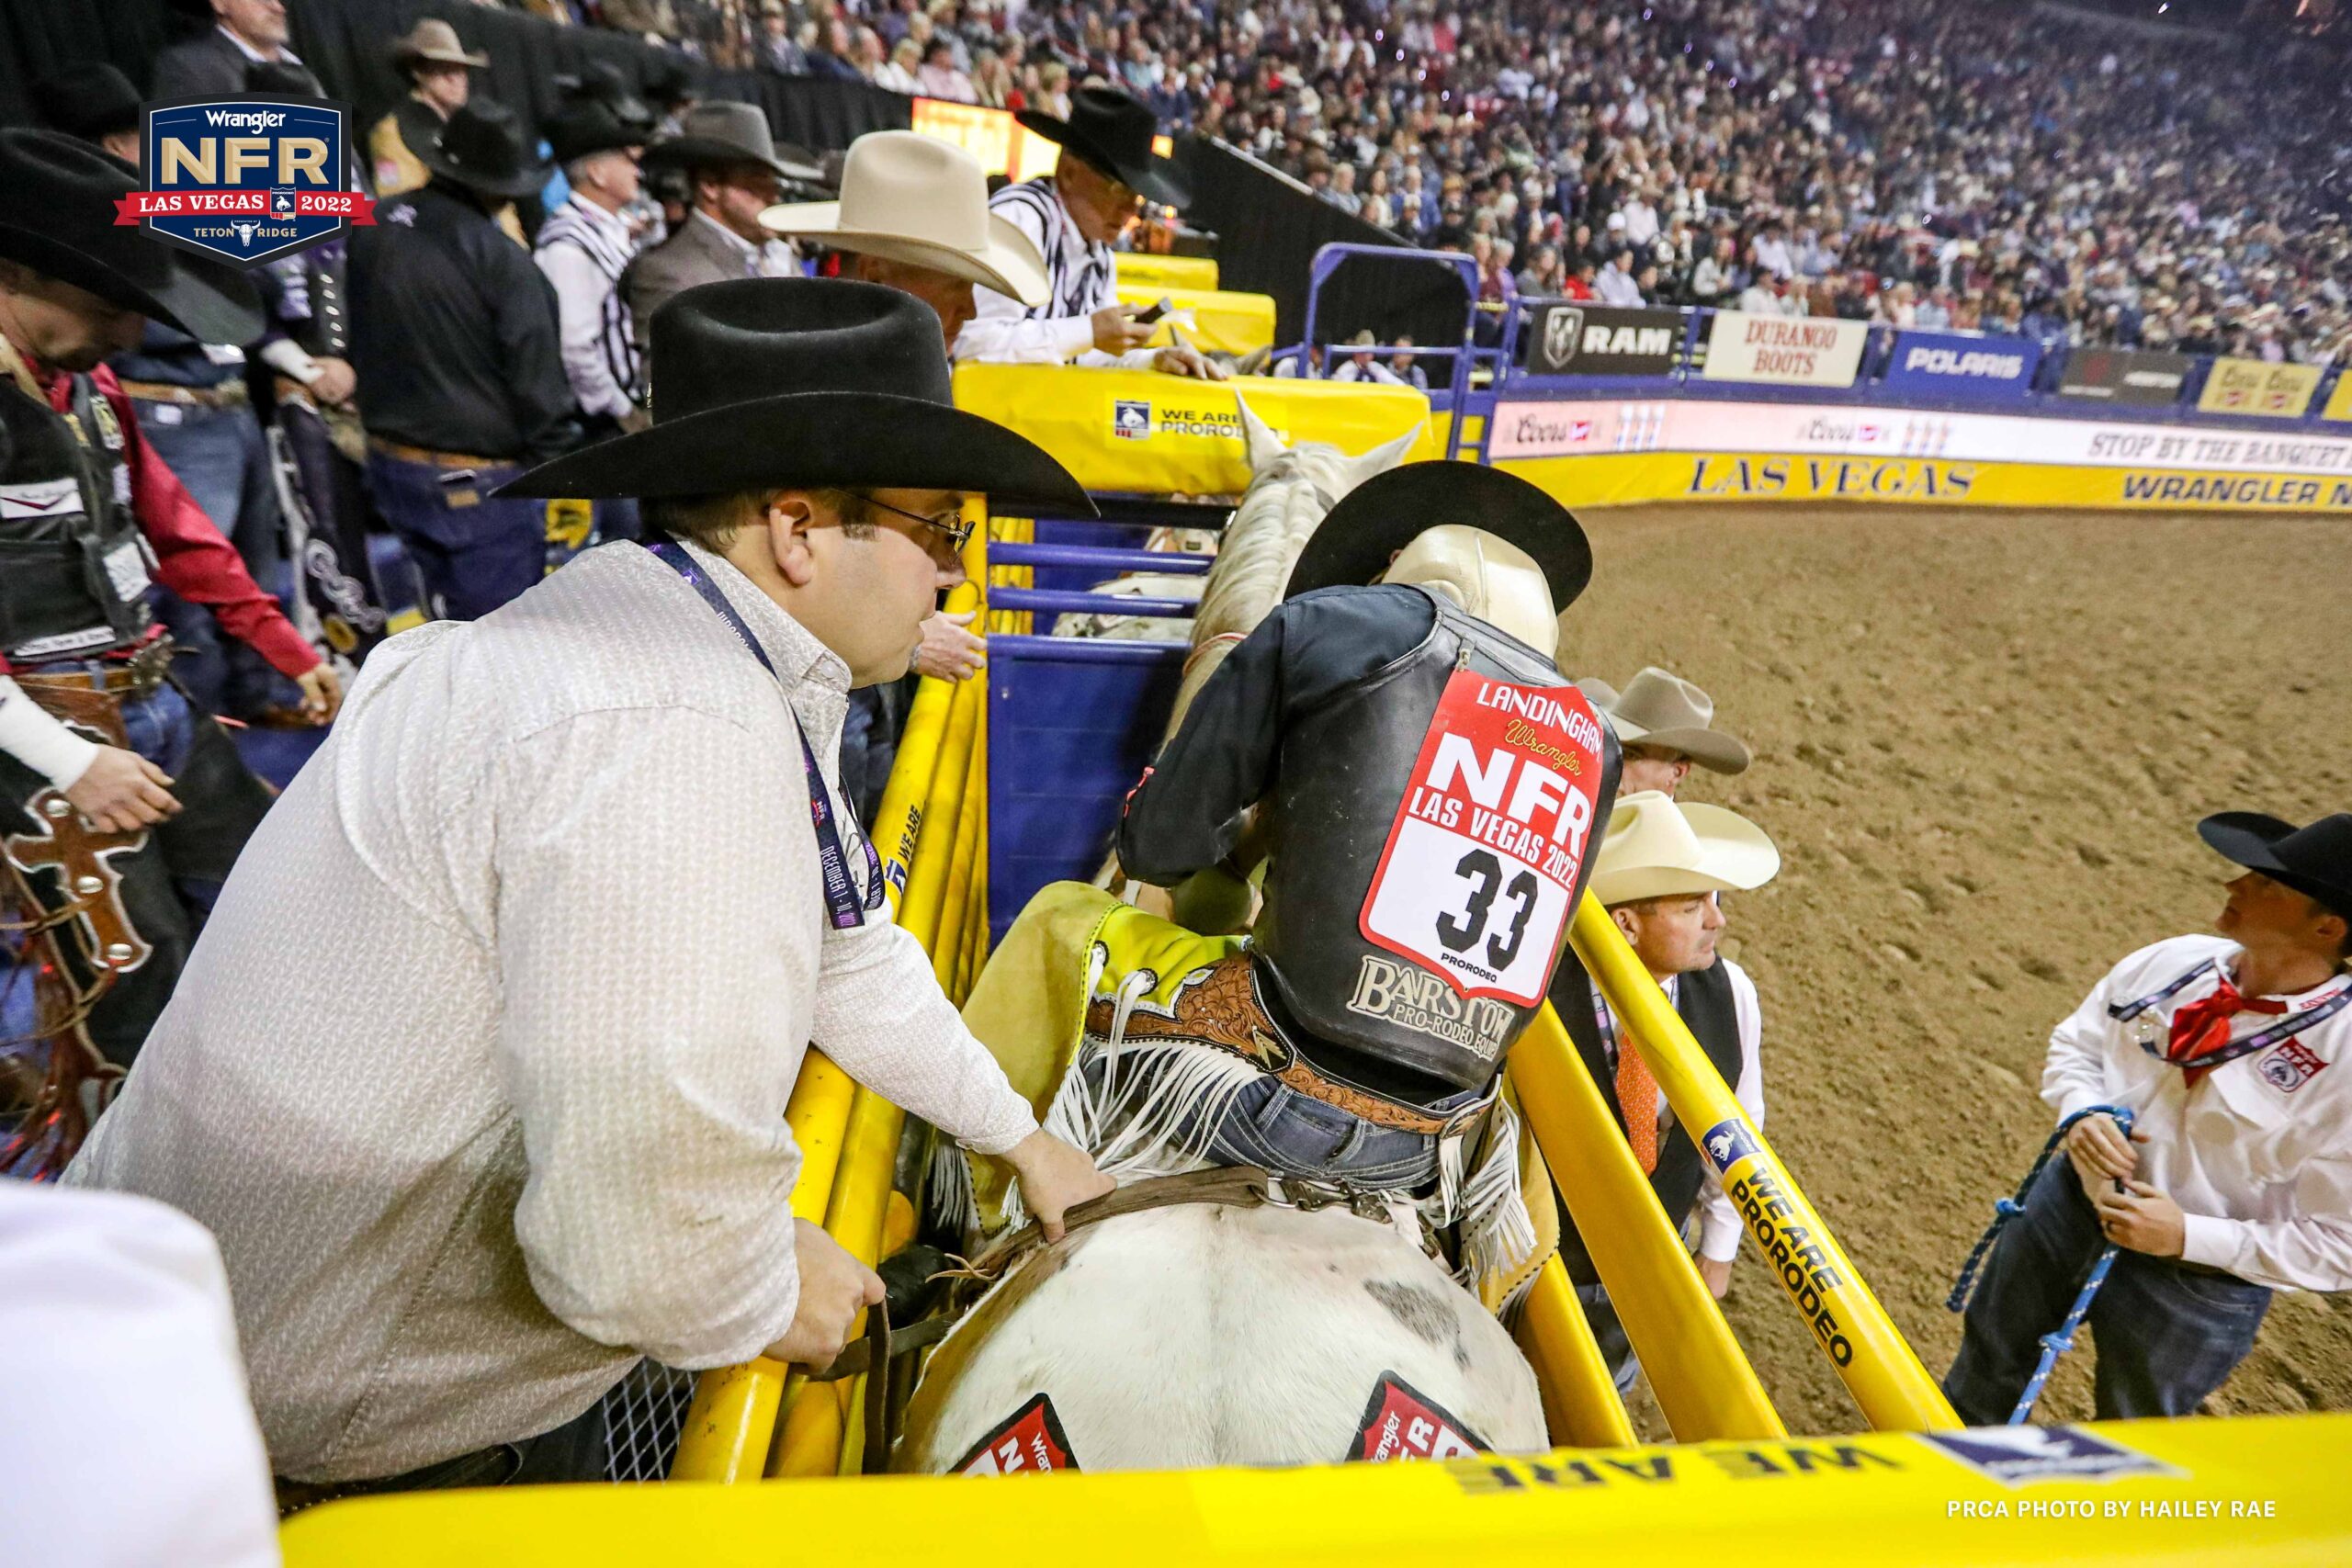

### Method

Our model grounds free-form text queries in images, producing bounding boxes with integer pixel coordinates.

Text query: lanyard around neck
[2111,957,2352,1073]
[644,539,884,930]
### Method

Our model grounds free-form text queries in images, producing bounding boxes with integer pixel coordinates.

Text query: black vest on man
[1551,950,1742,1287]
[1253,586,1613,1099]
[0,374,151,665]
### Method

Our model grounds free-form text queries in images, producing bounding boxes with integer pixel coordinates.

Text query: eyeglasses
[848,491,974,552]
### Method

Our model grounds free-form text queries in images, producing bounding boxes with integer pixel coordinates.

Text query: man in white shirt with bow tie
[1946,809,2352,1421]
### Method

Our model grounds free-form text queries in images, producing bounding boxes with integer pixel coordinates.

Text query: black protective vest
[0,374,150,663]
[1252,587,1619,1097]
[1553,953,1743,1288]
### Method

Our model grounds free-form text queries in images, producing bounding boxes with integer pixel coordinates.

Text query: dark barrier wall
[0,0,906,157]
[1179,137,1460,355]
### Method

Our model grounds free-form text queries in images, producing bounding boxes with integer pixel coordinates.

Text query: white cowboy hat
[1589,791,1780,908]
[1576,667,1750,774]
[759,130,1047,306]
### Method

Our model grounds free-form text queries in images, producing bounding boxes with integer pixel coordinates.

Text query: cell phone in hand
[1130,297,1173,326]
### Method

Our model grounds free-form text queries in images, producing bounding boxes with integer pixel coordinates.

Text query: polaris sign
[1882,330,2040,400]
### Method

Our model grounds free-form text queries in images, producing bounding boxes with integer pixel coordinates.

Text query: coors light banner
[1524,303,1682,376]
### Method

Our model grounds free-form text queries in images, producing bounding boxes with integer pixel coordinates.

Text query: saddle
[953,881,1559,1312]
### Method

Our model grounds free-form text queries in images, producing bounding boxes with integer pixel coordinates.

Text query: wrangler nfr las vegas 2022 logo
[117,95,374,266]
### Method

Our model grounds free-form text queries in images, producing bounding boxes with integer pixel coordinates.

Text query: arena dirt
[1555,502,2352,1439]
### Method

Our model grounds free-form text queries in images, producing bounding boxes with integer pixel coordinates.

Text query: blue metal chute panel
[1027,519,1159,593]
[988,636,1186,942]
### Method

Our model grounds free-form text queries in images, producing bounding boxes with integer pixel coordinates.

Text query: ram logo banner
[1883,330,2041,400]
[1527,303,1680,376]
[119,95,374,265]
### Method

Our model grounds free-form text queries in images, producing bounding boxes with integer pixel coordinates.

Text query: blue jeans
[365,450,544,621]
[132,396,295,717]
[1944,1156,2272,1422]
[1573,1280,1642,1393]
[1084,1055,1470,1189]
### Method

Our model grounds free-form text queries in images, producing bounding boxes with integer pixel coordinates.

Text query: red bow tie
[2165,975,2288,1081]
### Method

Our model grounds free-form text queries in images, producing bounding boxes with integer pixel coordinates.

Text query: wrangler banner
[2198,357,2324,419]
[953,365,1434,496]
[1698,311,1866,388]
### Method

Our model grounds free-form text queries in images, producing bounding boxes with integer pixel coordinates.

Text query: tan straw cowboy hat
[390,19,490,70]
[1577,667,1750,774]
[758,130,1048,306]
[1589,791,1780,908]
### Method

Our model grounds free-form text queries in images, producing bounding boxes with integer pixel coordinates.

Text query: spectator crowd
[518,0,2352,363]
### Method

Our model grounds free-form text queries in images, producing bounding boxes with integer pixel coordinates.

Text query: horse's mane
[1158,400,1418,748]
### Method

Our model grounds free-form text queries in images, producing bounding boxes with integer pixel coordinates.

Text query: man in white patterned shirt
[956,85,1225,379]
[69,280,1113,1498]
[1946,810,2352,1421]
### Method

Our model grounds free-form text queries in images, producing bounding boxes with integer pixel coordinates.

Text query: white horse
[1159,399,1419,746]
[893,1201,1546,1474]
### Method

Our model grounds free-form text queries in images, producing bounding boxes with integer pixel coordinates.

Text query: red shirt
[3,363,317,679]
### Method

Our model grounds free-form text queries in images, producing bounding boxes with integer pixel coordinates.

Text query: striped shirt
[534,197,640,422]
[958,175,1152,367]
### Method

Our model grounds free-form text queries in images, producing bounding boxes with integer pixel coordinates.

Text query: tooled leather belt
[1083,951,1492,1137]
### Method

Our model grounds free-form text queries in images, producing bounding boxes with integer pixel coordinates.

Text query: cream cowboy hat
[390,19,490,70]
[1589,791,1780,908]
[1577,667,1751,774]
[758,130,1048,307]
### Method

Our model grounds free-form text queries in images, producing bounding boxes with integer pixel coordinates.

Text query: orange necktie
[1617,1037,1660,1175]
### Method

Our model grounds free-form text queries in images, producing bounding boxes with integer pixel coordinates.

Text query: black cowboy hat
[30,63,141,143]
[1284,460,1592,609]
[641,51,696,110]
[1015,85,1189,209]
[559,59,656,140]
[642,101,824,186]
[497,278,1095,515]
[415,98,549,201]
[546,101,641,165]
[0,130,263,345]
[2198,812,2352,919]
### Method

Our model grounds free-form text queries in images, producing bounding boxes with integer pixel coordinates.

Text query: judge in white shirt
[1547,792,1779,1391]
[68,281,1114,1498]
[956,85,1225,380]
[534,102,649,437]
[1945,810,2352,1422]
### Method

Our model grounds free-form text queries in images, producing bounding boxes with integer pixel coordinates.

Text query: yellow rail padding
[1114,252,1218,291]
[1569,894,1959,1432]
[667,1048,859,1483]
[930,709,987,996]
[1114,282,1277,357]
[953,364,1436,497]
[284,1412,2352,1566]
[1508,1004,1782,1442]
[1511,1254,1638,1450]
